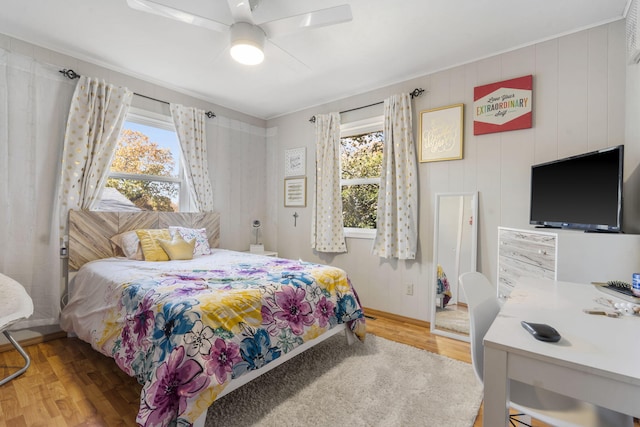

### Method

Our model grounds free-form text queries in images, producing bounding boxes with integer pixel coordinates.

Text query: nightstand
[244,250,278,257]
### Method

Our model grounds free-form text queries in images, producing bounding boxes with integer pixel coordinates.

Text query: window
[340,116,384,238]
[100,107,188,212]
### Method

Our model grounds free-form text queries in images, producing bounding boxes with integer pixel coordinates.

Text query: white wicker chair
[0,273,34,386]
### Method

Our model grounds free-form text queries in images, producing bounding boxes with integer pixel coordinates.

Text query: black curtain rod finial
[205,111,216,119]
[60,69,80,80]
[410,88,425,99]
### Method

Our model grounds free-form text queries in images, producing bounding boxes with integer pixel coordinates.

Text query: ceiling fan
[126,0,353,66]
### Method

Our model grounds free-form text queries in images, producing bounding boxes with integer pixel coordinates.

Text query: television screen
[529,145,623,232]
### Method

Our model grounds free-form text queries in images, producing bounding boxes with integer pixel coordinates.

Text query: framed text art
[284,177,306,207]
[473,75,532,135]
[284,147,306,177]
[419,104,464,163]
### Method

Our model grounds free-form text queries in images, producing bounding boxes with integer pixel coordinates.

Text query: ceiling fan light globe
[230,22,265,65]
[230,43,264,65]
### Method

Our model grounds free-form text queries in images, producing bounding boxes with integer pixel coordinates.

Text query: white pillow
[169,226,211,256]
[109,230,144,260]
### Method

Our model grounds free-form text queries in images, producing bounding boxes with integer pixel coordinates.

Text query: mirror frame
[429,191,478,342]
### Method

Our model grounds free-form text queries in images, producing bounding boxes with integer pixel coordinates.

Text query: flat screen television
[529,145,623,232]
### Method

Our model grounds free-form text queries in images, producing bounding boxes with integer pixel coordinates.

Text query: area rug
[435,307,470,335]
[205,333,482,427]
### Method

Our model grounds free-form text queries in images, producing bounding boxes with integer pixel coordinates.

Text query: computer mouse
[521,321,561,342]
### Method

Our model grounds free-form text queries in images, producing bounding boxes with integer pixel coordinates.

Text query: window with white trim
[100,107,189,212]
[340,116,384,239]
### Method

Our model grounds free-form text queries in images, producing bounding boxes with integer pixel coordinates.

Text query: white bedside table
[244,250,278,257]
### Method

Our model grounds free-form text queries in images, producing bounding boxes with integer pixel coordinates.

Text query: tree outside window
[101,109,185,211]
[340,117,383,235]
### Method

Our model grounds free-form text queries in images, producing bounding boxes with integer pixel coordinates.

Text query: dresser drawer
[497,227,558,298]
[498,228,556,271]
[498,254,556,297]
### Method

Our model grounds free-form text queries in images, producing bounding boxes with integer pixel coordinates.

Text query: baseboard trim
[363,307,430,328]
[0,330,67,353]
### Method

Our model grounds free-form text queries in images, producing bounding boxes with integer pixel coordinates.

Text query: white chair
[0,273,34,386]
[459,271,633,427]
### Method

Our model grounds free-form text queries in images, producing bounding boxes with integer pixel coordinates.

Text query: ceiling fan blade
[127,0,229,33]
[266,40,310,73]
[226,0,255,24]
[260,4,352,39]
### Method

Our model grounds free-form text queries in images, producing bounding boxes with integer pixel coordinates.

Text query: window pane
[112,122,180,178]
[106,178,178,212]
[102,113,185,212]
[340,131,383,180]
[342,183,378,229]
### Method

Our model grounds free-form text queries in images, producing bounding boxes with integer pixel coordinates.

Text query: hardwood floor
[0,335,141,426]
[1,312,637,426]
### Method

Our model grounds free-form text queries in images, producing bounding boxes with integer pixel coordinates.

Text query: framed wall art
[473,75,532,135]
[284,147,306,177]
[419,103,464,163]
[284,177,306,207]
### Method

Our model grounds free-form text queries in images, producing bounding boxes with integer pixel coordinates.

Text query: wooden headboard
[68,210,221,270]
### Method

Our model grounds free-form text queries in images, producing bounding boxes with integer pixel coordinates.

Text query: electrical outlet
[405,283,414,296]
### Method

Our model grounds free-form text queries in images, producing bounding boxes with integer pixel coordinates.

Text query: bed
[60,210,366,427]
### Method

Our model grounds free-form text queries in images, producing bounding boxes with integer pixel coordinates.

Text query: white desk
[483,277,640,426]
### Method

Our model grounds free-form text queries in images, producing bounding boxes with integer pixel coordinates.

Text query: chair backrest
[0,273,34,330]
[459,271,501,384]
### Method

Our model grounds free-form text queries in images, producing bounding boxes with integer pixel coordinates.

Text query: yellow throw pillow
[157,234,196,261]
[136,229,172,261]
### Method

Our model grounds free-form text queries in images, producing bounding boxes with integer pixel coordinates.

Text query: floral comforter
[60,250,366,426]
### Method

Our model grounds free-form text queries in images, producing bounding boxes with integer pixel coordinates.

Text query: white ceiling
[0,0,630,120]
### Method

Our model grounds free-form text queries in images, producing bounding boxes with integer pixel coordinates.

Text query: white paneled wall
[207,117,269,251]
[627,21,640,235]
[268,20,629,322]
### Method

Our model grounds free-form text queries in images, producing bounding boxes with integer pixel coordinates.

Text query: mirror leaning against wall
[430,192,478,342]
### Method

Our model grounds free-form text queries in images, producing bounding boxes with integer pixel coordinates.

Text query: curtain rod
[59,69,216,118]
[308,88,425,123]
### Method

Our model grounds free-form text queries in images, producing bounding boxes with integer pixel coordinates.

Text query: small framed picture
[284,177,306,207]
[284,147,306,177]
[419,103,464,162]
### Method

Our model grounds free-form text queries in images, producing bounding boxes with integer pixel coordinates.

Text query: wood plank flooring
[1,311,637,426]
[0,336,141,426]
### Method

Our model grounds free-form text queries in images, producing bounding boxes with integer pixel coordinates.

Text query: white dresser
[497,227,557,298]
[497,226,640,299]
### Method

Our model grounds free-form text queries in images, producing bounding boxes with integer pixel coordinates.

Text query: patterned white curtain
[372,93,418,259]
[170,103,214,212]
[58,76,133,234]
[0,49,75,327]
[311,113,346,253]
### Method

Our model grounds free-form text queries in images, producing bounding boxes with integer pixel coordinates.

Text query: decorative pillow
[135,229,172,261]
[169,226,211,256]
[157,234,196,260]
[109,231,144,260]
